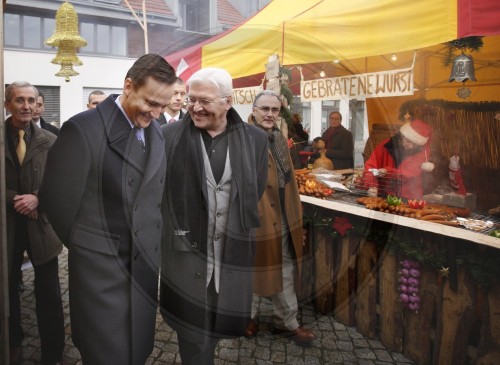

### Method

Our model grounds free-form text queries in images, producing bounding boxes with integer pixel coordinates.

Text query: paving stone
[17,248,416,365]
[374,349,394,362]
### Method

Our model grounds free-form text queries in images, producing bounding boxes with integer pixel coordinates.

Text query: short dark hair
[88,90,106,103]
[38,91,45,102]
[126,54,177,89]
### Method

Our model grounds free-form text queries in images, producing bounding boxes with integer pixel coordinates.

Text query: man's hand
[13,194,39,215]
[378,168,387,177]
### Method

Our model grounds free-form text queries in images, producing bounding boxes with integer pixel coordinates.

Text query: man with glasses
[160,67,268,364]
[245,90,316,345]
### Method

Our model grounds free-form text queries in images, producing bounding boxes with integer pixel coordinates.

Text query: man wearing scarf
[159,68,268,365]
[245,90,316,345]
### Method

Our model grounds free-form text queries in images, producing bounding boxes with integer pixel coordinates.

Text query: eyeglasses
[254,106,281,114]
[185,96,227,107]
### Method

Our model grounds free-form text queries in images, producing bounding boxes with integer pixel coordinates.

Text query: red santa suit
[363,119,434,199]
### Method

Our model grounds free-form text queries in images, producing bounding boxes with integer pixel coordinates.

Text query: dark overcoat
[322,125,354,170]
[39,95,166,365]
[159,110,268,345]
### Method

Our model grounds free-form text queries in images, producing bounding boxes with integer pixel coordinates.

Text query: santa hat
[400,119,432,146]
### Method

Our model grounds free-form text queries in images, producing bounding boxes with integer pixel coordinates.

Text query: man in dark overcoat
[39,54,177,365]
[321,111,354,169]
[160,67,268,365]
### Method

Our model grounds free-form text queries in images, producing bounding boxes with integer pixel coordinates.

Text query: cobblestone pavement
[18,249,414,364]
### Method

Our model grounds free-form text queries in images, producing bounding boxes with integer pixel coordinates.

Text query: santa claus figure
[363,119,434,199]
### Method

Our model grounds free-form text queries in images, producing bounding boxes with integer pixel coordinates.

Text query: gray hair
[187,68,233,96]
[253,90,281,107]
[5,81,38,103]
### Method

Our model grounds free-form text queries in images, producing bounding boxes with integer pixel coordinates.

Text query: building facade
[4,0,270,123]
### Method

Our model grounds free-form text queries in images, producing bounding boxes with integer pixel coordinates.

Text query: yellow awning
[202,0,457,78]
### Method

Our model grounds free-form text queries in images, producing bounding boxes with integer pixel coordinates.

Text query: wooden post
[334,234,356,326]
[475,284,500,364]
[379,251,404,351]
[355,238,378,337]
[434,267,476,365]
[313,229,335,314]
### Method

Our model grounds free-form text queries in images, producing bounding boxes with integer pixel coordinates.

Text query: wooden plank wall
[311,225,500,365]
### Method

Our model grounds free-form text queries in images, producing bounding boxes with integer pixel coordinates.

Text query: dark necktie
[133,127,145,153]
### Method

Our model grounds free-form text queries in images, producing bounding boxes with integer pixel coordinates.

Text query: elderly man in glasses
[160,67,268,365]
[246,90,316,345]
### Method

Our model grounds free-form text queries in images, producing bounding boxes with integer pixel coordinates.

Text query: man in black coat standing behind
[33,90,59,136]
[40,54,177,365]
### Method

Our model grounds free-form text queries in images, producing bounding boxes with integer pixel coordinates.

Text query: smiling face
[252,94,282,130]
[5,86,37,129]
[121,76,174,129]
[186,81,231,136]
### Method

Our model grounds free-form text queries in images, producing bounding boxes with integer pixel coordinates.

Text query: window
[4,14,21,47]
[35,86,61,125]
[80,22,127,57]
[4,13,55,49]
[23,16,41,49]
[3,12,127,57]
[181,0,210,33]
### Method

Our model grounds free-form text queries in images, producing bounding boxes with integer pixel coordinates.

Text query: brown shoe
[244,318,258,337]
[10,347,23,365]
[273,326,315,344]
[290,327,316,344]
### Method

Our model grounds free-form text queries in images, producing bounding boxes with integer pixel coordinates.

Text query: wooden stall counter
[299,194,500,365]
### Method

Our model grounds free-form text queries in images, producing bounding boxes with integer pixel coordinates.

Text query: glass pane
[111,26,126,56]
[24,16,41,49]
[81,23,95,53]
[4,14,21,46]
[43,18,55,49]
[97,24,110,54]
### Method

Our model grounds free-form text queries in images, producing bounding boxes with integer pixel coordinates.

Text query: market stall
[298,190,500,365]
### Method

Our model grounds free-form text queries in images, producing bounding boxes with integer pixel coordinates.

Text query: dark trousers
[9,226,65,364]
[177,276,219,365]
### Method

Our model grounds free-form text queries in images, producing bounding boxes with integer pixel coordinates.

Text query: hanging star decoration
[439,266,450,278]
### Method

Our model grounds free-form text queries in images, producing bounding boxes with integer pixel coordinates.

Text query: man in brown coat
[246,90,315,344]
[4,81,65,365]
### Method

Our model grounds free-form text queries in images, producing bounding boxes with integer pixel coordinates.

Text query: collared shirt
[200,126,231,184]
[163,111,180,123]
[115,95,145,146]
[8,121,32,146]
